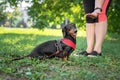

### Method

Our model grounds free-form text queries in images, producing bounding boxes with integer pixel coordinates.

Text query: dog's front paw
[63,57,69,62]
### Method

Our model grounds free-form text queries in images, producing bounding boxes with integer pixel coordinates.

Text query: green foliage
[0,12,7,24]
[7,0,85,29]
[108,0,120,33]
[0,0,120,30]
[0,1,7,25]
[0,28,120,80]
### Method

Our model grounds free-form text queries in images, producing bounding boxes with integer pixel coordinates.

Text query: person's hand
[86,8,102,19]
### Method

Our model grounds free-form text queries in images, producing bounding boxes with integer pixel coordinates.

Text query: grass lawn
[0,27,120,80]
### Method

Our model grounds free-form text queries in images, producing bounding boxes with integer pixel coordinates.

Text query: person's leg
[86,23,95,53]
[94,20,107,53]
[93,0,111,54]
[83,0,96,53]
[78,0,96,55]
[87,0,111,56]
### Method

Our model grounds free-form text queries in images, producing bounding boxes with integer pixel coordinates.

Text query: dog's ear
[62,27,66,38]
[62,23,71,38]
[61,23,66,29]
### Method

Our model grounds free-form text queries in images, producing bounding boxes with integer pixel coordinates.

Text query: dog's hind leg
[28,51,47,60]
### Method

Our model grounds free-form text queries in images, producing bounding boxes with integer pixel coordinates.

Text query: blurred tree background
[0,0,119,33]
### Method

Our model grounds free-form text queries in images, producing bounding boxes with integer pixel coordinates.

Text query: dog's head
[61,23,77,39]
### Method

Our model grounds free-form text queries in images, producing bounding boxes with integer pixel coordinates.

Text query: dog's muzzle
[74,29,77,33]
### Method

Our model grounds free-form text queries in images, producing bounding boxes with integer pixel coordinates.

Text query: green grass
[0,27,120,80]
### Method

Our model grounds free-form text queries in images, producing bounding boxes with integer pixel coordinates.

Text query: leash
[47,40,63,58]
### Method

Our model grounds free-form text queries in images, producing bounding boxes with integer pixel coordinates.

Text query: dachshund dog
[12,23,77,62]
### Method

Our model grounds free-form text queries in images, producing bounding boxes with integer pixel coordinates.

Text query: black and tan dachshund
[12,23,77,62]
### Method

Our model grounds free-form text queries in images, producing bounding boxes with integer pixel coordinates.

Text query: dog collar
[62,38,76,49]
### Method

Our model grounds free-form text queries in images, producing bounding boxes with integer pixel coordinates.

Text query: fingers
[86,9,102,19]
[86,13,98,19]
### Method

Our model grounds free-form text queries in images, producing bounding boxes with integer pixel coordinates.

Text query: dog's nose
[74,29,77,33]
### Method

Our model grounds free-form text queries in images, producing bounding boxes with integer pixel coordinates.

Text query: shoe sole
[87,55,102,57]
[73,54,87,57]
[87,55,97,57]
[73,54,79,57]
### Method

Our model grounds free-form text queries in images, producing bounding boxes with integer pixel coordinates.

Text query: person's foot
[78,51,91,56]
[87,51,102,57]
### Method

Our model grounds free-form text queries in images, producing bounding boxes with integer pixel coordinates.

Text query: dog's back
[29,40,57,58]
